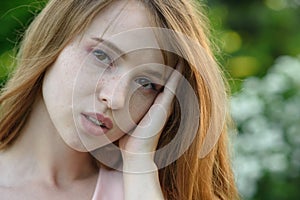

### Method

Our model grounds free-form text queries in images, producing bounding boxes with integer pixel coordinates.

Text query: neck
[0,95,98,187]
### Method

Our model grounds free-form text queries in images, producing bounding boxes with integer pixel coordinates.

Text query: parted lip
[82,112,113,129]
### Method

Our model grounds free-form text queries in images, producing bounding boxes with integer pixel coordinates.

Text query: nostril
[97,76,127,109]
[99,95,112,108]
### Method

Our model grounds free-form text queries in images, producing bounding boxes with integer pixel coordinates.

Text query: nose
[97,74,128,110]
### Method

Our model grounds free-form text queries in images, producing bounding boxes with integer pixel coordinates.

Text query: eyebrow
[91,37,126,58]
[92,37,167,81]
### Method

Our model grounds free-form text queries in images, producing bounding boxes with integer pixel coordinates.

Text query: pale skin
[120,63,182,200]
[0,63,181,200]
[0,1,182,199]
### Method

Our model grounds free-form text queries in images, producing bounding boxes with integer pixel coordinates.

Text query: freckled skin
[42,0,166,152]
[0,1,181,199]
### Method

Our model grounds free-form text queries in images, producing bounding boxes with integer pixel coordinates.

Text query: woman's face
[42,0,173,151]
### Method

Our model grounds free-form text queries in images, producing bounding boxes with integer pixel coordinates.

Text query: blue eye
[135,77,159,91]
[92,49,112,65]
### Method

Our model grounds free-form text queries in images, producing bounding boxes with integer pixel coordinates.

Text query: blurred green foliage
[207,0,300,93]
[0,1,44,86]
[0,0,299,199]
[206,1,300,199]
[231,56,300,200]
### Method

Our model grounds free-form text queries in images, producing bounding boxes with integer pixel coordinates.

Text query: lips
[82,112,113,129]
[80,112,113,136]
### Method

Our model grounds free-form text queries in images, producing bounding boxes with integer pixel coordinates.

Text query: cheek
[128,90,157,123]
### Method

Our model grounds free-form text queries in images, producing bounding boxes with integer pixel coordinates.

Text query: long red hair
[0,0,239,199]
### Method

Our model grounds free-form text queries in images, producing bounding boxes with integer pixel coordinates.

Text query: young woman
[0,0,239,199]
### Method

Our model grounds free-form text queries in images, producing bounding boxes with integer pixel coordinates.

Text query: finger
[121,60,184,144]
[156,59,183,106]
[165,59,183,91]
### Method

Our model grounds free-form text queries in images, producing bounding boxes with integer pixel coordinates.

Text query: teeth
[87,116,104,127]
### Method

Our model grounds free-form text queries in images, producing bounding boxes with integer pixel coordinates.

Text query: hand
[118,61,183,170]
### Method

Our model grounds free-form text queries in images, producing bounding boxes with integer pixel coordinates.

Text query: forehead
[86,0,158,44]
[80,0,177,68]
[84,0,172,61]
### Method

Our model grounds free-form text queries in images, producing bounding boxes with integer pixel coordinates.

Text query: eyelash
[92,49,162,92]
[135,77,161,92]
[92,49,113,66]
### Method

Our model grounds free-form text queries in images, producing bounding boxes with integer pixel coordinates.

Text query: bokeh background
[1,0,299,199]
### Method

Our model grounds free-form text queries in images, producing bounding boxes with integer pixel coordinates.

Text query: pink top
[91,167,124,200]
